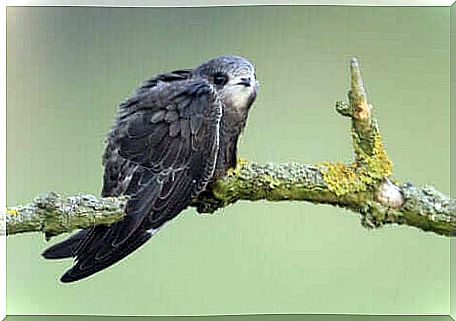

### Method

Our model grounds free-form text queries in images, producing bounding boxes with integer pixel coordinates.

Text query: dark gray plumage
[42,55,259,282]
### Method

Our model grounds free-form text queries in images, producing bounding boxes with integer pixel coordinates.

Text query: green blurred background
[6,6,451,315]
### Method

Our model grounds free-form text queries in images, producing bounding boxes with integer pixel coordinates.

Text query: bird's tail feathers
[42,229,90,260]
[59,226,153,283]
[42,223,156,283]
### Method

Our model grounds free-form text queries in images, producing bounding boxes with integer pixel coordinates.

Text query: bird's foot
[193,190,226,214]
[226,158,248,177]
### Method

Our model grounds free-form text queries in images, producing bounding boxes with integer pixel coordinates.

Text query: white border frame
[1,2,6,320]
[2,1,454,320]
[4,0,456,7]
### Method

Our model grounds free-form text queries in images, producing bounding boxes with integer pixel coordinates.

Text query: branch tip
[349,57,367,105]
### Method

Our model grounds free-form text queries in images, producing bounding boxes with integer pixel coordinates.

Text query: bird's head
[193,55,258,113]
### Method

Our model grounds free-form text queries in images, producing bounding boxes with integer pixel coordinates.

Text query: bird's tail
[41,224,154,283]
[42,229,90,259]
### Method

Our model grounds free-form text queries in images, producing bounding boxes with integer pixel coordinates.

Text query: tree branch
[4,58,455,238]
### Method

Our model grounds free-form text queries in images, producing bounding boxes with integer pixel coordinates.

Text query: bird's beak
[237,77,252,87]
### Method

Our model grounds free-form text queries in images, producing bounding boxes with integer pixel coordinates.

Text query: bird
[41,55,259,282]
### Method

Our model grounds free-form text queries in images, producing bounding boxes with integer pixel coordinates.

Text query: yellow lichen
[7,209,18,216]
[259,174,281,189]
[318,161,364,196]
[358,133,393,178]
[319,132,392,196]
[236,158,249,168]
[226,158,249,177]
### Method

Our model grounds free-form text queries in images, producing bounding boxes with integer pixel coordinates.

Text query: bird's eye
[212,73,228,86]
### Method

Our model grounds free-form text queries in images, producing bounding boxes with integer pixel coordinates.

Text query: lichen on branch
[6,193,127,239]
[319,70,393,198]
[4,57,455,238]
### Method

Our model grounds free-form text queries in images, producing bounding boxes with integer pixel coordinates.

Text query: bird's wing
[135,69,193,96]
[43,79,222,282]
[102,69,193,197]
